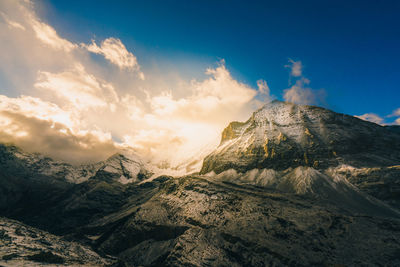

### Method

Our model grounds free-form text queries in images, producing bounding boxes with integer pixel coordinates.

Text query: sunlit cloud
[0,95,117,163]
[389,108,400,117]
[355,107,400,126]
[0,0,271,172]
[257,79,271,103]
[283,78,313,105]
[122,63,259,167]
[34,64,119,111]
[84,38,144,79]
[0,11,25,30]
[285,59,302,77]
[29,15,77,52]
[0,95,74,127]
[355,113,384,125]
[283,59,325,105]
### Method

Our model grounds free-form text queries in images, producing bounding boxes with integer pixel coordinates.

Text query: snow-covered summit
[201,101,400,174]
[99,150,152,184]
[0,144,152,184]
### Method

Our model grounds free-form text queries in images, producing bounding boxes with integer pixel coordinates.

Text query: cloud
[389,108,400,117]
[84,38,143,77]
[393,108,400,125]
[355,107,400,126]
[146,63,257,122]
[34,64,119,111]
[386,108,400,125]
[122,63,259,166]
[0,0,272,171]
[355,113,384,125]
[0,11,25,30]
[282,58,325,105]
[257,79,271,102]
[285,59,302,77]
[0,95,75,127]
[0,95,117,163]
[283,77,325,105]
[29,16,77,52]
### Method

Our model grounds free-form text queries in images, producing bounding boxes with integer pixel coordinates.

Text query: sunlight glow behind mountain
[0,0,399,171]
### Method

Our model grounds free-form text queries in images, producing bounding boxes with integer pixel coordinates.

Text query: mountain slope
[86,175,400,266]
[201,100,400,174]
[0,101,400,266]
[0,217,116,266]
[0,144,152,184]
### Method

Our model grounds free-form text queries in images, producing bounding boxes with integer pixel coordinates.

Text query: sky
[0,0,399,169]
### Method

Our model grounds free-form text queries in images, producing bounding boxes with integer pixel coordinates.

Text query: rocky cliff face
[201,100,400,174]
[0,217,116,266]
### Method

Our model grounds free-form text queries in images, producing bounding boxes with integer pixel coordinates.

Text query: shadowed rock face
[84,176,400,266]
[0,217,116,266]
[201,100,400,174]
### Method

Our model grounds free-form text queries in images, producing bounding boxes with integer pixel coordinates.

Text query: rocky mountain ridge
[1,144,152,184]
[201,100,400,174]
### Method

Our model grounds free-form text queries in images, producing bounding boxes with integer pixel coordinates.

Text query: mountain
[0,101,400,266]
[385,125,400,134]
[201,100,400,174]
[200,100,400,211]
[0,217,116,266]
[0,144,152,184]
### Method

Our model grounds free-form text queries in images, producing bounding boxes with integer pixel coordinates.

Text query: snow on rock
[1,144,152,184]
[99,150,152,184]
[201,100,400,174]
[0,217,116,266]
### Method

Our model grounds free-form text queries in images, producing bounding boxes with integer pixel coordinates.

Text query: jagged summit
[201,101,400,174]
[0,144,152,184]
[99,150,152,184]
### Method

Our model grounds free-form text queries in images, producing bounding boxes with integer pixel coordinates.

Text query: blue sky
[0,0,399,167]
[40,0,400,119]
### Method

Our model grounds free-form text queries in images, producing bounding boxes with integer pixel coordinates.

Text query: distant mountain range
[1,101,400,266]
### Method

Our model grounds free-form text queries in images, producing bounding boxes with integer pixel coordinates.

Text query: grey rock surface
[0,217,116,266]
[201,100,400,174]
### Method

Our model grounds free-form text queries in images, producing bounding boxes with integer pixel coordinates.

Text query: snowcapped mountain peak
[99,150,152,184]
[202,101,400,174]
[0,144,152,184]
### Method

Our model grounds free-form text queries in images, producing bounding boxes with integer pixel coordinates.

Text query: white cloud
[385,108,400,125]
[0,95,117,163]
[147,63,257,124]
[84,38,142,75]
[0,11,25,30]
[257,79,271,103]
[389,108,400,117]
[257,79,269,95]
[0,0,274,171]
[34,64,119,111]
[29,17,77,52]
[122,63,259,166]
[285,59,302,77]
[355,107,400,126]
[283,58,325,106]
[0,95,74,127]
[355,113,384,125]
[283,77,322,105]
